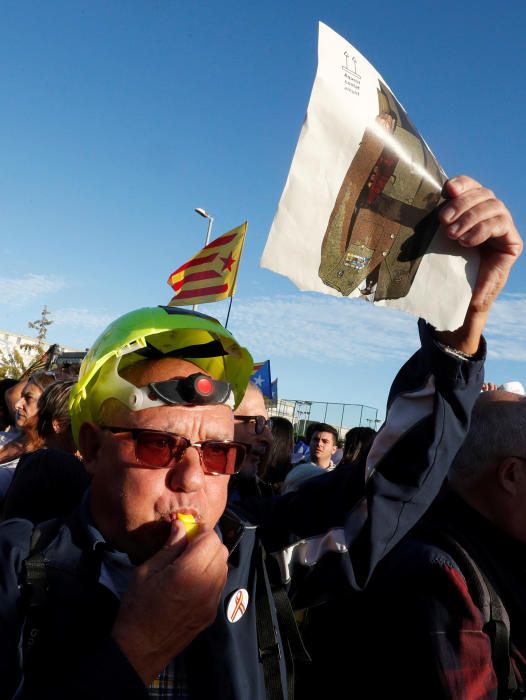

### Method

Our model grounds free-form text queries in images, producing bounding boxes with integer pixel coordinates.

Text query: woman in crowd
[2,378,90,522]
[261,416,295,493]
[0,371,62,465]
[336,426,377,482]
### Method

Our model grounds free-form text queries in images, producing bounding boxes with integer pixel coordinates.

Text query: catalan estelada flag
[167,222,247,306]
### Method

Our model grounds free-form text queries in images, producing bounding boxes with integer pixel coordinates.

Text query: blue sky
[1,0,525,420]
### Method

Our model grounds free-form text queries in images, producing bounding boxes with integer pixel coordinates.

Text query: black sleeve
[252,320,485,594]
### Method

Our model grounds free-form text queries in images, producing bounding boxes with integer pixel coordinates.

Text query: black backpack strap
[271,585,311,699]
[430,531,518,699]
[255,545,286,700]
[255,544,311,700]
[19,518,63,670]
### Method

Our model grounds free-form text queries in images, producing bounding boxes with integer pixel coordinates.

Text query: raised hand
[436,176,522,354]
[440,175,522,312]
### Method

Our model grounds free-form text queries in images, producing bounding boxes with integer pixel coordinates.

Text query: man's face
[310,431,337,468]
[82,358,234,564]
[234,384,272,475]
[14,380,42,430]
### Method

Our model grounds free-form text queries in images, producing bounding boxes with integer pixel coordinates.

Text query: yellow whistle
[177,513,199,540]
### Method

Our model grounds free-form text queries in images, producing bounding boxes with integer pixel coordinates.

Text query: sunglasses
[234,415,269,435]
[102,426,248,475]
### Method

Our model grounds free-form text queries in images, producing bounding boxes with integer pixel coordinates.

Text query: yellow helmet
[69,306,253,444]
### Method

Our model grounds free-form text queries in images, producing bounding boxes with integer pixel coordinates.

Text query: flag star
[221,254,235,271]
[253,375,264,388]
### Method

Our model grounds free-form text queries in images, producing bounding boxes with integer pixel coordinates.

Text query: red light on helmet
[195,376,214,396]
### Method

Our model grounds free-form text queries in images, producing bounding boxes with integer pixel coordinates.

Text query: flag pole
[224,296,234,329]
[193,210,214,312]
[224,221,247,329]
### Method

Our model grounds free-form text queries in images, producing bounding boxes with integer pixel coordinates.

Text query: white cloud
[229,292,526,366]
[230,294,418,365]
[485,294,526,361]
[52,308,115,330]
[0,274,66,305]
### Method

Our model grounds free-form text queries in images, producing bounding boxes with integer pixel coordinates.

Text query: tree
[0,306,54,379]
[25,305,53,355]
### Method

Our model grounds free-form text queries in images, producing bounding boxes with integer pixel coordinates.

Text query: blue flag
[250,360,272,398]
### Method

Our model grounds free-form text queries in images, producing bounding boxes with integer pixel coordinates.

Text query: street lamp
[194,207,214,246]
[193,208,214,310]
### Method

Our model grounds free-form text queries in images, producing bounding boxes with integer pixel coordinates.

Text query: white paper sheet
[261,22,479,330]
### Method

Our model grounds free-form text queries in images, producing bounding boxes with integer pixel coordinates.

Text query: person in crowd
[0,378,24,448]
[481,381,498,391]
[310,423,339,469]
[233,382,272,477]
[0,371,63,465]
[281,422,339,493]
[332,438,344,466]
[0,379,25,501]
[0,175,520,698]
[351,389,526,698]
[0,379,19,432]
[261,416,295,492]
[291,432,310,464]
[291,422,324,464]
[0,370,67,504]
[499,380,525,395]
[335,426,377,482]
[229,382,273,500]
[2,379,90,523]
[482,380,524,394]
[36,378,78,454]
[341,426,377,466]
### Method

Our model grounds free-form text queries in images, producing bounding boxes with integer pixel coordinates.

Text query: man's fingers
[452,213,511,248]
[136,520,188,579]
[440,188,499,232]
[442,175,483,198]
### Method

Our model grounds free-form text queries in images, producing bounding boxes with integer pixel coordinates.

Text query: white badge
[226,588,249,623]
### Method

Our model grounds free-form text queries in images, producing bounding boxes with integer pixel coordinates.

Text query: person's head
[449,390,526,543]
[69,306,253,564]
[262,416,294,484]
[305,422,322,446]
[309,423,338,468]
[0,378,19,429]
[233,382,272,476]
[14,371,61,433]
[341,427,377,465]
[498,380,525,396]
[37,379,76,452]
[4,379,26,426]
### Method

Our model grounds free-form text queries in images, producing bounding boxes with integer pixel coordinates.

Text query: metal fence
[268,398,381,440]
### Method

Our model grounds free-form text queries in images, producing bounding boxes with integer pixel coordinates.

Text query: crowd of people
[0,174,523,699]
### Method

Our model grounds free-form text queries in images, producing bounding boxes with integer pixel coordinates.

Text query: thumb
[137,520,188,579]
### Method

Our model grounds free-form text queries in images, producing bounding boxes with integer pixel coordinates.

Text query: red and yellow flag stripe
[167,223,247,307]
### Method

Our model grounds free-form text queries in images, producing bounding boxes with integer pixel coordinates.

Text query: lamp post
[194,208,214,246]
[193,208,214,310]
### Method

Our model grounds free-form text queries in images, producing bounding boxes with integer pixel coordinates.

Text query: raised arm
[262,176,522,593]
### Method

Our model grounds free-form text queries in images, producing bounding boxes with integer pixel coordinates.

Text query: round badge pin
[226,588,249,623]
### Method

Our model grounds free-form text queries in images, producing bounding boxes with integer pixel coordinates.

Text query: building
[0,330,84,376]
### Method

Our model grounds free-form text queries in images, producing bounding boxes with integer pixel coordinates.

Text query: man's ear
[497,456,525,496]
[79,422,104,476]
